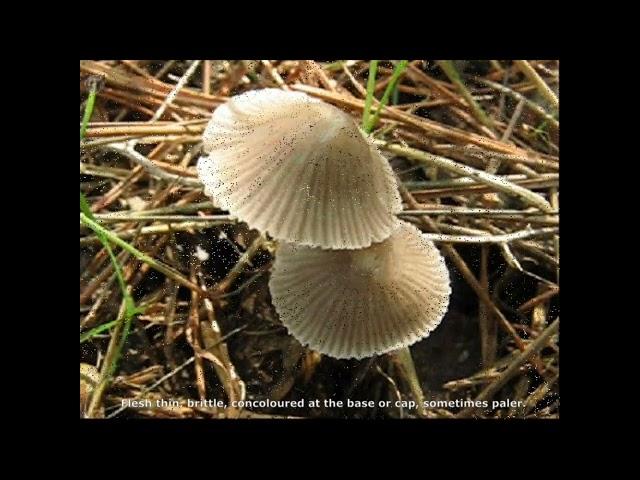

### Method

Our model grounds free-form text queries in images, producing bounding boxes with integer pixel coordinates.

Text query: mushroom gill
[197,88,402,250]
[268,221,451,359]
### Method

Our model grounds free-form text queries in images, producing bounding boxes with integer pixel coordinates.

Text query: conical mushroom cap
[197,88,402,249]
[269,221,451,359]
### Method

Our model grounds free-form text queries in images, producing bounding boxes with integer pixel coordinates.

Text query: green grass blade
[113,312,136,376]
[392,82,400,105]
[324,60,346,71]
[79,197,132,317]
[80,77,145,405]
[80,320,118,343]
[80,191,94,219]
[80,211,199,292]
[80,97,142,373]
[366,60,408,133]
[438,60,495,130]
[362,60,379,131]
[81,212,159,265]
[80,82,97,142]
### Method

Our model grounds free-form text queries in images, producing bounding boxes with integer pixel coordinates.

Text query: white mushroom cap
[269,221,451,359]
[197,88,402,249]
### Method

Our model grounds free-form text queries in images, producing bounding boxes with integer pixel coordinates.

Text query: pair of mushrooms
[197,88,451,359]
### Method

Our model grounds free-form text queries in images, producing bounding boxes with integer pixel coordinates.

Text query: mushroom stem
[392,347,427,418]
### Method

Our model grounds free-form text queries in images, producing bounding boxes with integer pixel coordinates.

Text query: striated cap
[269,221,451,359]
[197,88,402,249]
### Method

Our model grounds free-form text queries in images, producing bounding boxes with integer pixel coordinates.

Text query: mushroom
[268,221,451,359]
[197,88,402,249]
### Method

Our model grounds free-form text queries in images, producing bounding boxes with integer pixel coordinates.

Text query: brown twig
[457,318,559,418]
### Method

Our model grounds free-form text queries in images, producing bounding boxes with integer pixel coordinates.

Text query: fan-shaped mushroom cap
[269,221,451,359]
[197,88,402,249]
